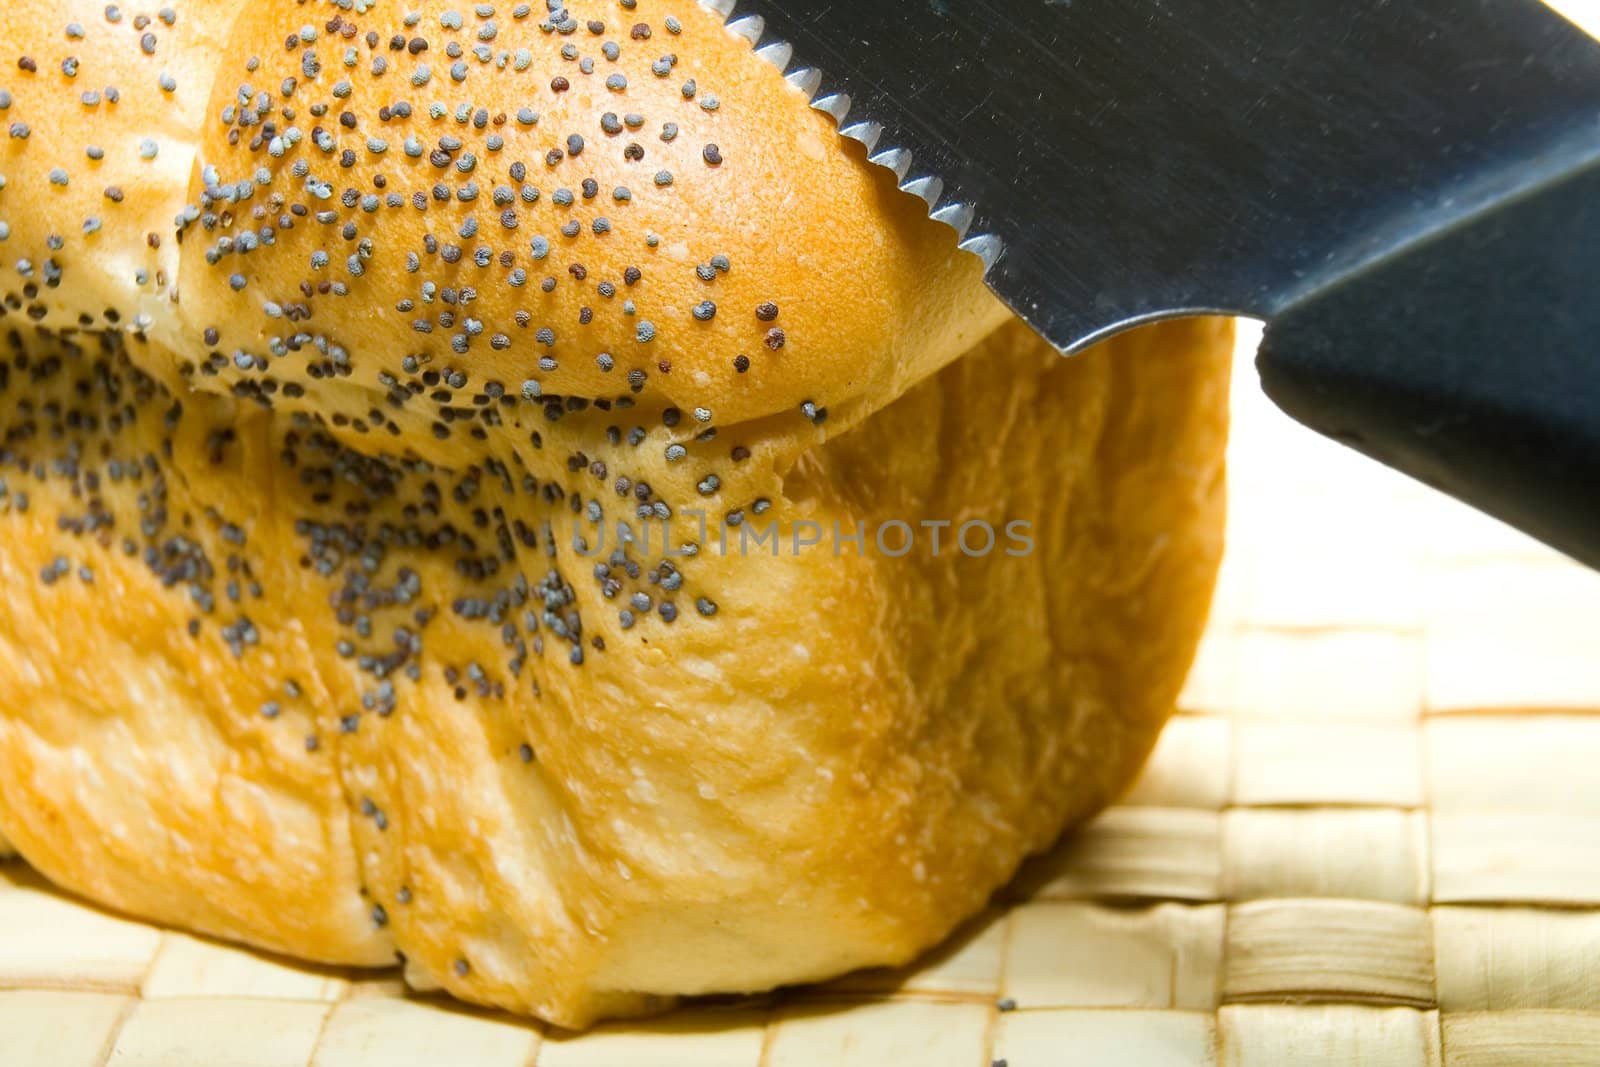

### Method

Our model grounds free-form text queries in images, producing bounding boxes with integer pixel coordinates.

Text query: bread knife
[701,0,1600,569]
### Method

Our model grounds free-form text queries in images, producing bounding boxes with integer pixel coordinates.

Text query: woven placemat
[3,320,1599,1066]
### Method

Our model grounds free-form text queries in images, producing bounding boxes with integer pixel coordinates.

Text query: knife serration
[694,0,1004,274]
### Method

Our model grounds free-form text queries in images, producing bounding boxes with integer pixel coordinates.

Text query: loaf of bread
[0,0,1231,1026]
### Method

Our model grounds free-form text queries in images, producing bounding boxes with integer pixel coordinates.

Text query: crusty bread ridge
[0,0,1231,1026]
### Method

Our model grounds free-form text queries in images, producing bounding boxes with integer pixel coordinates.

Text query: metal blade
[702,0,1600,353]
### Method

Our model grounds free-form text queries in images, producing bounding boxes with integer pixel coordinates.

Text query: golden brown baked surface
[0,315,1230,1024]
[161,0,1006,434]
[0,329,393,967]
[0,0,1232,1028]
[0,0,247,335]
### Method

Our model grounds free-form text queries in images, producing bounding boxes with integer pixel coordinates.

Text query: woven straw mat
[2,316,1599,1065]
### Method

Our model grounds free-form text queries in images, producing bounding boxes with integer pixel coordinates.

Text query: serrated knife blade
[704,0,1600,346]
[698,0,1600,569]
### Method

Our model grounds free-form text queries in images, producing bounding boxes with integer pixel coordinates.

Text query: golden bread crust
[0,0,1232,1029]
[0,0,248,333]
[0,315,1228,1024]
[0,329,391,964]
[166,0,1008,434]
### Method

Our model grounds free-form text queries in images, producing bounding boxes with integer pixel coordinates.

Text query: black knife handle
[1257,155,1600,570]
